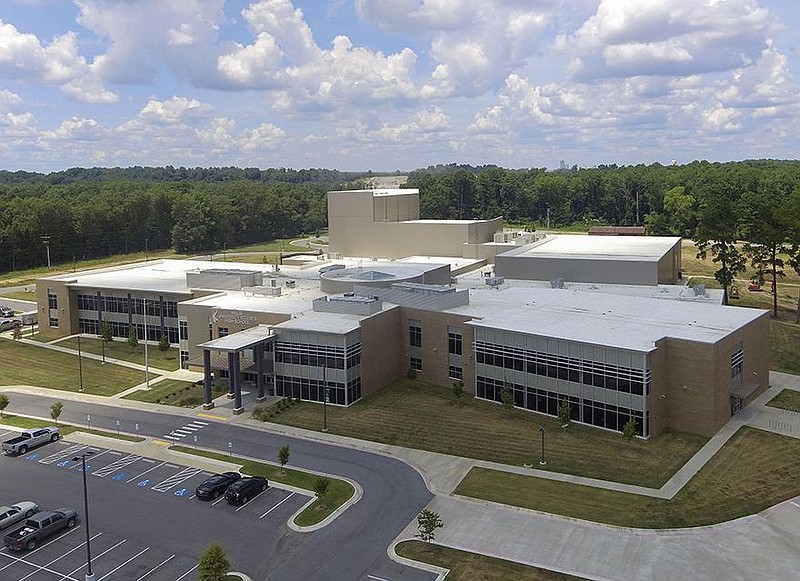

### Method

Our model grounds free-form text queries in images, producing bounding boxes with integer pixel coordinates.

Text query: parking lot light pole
[73,451,95,581]
[322,364,328,432]
[539,426,546,466]
[77,335,84,392]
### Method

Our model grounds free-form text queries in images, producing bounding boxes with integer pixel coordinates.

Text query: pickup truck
[3,508,77,551]
[2,427,60,455]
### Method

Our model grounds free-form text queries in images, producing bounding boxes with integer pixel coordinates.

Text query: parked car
[0,318,22,332]
[0,502,39,531]
[224,476,268,505]
[2,427,60,455]
[0,306,13,318]
[195,472,241,500]
[3,508,77,551]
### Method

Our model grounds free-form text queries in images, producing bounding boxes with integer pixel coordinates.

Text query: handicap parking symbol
[25,453,40,461]
[112,473,127,481]
[138,479,151,487]
[57,460,71,468]
[174,488,189,497]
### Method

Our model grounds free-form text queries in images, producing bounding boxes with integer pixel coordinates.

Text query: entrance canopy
[198,324,274,352]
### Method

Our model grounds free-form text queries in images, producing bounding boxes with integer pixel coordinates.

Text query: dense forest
[1,160,799,314]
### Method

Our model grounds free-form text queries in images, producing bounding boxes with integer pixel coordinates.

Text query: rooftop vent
[693,284,706,296]
[285,279,296,288]
[485,276,504,287]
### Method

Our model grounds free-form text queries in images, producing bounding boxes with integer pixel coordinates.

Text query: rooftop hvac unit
[285,279,296,288]
[694,284,706,296]
[550,278,565,289]
[485,276,504,287]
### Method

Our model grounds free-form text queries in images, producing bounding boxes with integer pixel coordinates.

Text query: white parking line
[0,526,81,572]
[174,564,198,581]
[17,532,103,581]
[259,492,295,519]
[367,575,393,581]
[211,495,227,506]
[151,467,201,492]
[97,547,149,581]
[235,488,269,512]
[67,448,113,469]
[38,444,89,465]
[135,554,175,581]
[126,461,167,483]
[60,539,127,581]
[92,454,141,478]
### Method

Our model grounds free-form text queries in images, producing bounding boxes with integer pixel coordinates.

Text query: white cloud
[43,117,106,141]
[241,122,287,150]
[137,96,212,125]
[0,89,24,112]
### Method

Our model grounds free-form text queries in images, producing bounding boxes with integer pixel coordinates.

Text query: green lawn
[0,338,146,395]
[0,291,36,302]
[766,389,800,412]
[55,336,180,371]
[454,427,800,529]
[124,379,227,407]
[171,446,354,526]
[270,379,706,488]
[395,541,586,581]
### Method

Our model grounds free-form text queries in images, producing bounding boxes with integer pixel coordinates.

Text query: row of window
[77,294,178,318]
[274,375,362,406]
[476,376,647,436]
[78,318,179,343]
[475,341,650,396]
[275,341,361,370]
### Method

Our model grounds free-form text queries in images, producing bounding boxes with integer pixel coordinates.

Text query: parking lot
[0,429,309,580]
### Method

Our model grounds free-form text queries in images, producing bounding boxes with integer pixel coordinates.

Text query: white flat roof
[273,311,365,334]
[449,285,765,352]
[181,286,320,315]
[328,188,418,197]
[41,259,272,295]
[503,234,681,262]
[198,325,273,351]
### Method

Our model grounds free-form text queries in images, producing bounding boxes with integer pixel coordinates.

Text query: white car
[0,502,39,531]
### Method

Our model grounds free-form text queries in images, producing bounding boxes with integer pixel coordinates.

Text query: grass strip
[270,379,706,488]
[454,426,800,529]
[0,338,145,395]
[170,445,354,527]
[0,414,145,442]
[122,379,225,407]
[766,389,800,412]
[395,540,586,581]
[56,337,180,371]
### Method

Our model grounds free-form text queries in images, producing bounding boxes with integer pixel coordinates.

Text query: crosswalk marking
[92,454,141,478]
[39,444,89,465]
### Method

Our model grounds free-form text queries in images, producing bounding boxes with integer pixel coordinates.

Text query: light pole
[322,364,329,432]
[42,235,51,268]
[539,426,547,465]
[142,298,150,388]
[77,334,84,392]
[72,451,95,581]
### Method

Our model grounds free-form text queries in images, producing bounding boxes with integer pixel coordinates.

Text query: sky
[1,0,799,173]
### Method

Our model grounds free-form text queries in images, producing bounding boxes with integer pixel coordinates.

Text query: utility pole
[42,235,51,268]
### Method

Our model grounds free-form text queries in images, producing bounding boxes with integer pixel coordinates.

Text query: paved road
[2,389,436,581]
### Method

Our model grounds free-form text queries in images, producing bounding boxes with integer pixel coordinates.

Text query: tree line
[408,160,800,316]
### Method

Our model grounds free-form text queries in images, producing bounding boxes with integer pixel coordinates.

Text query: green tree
[557,400,571,426]
[500,384,514,418]
[694,189,747,305]
[314,477,330,499]
[198,543,229,581]
[278,444,290,474]
[50,402,63,425]
[622,418,638,439]
[416,509,444,543]
[158,333,170,358]
[127,325,139,350]
[788,187,800,322]
[0,394,8,418]
[662,186,697,236]
[451,380,464,405]
[101,321,113,343]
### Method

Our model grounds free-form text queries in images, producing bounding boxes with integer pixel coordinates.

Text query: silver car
[0,502,39,531]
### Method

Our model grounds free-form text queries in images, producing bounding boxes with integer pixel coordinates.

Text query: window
[449,366,463,380]
[409,321,422,347]
[49,317,59,328]
[179,320,188,341]
[448,329,462,355]
[218,327,229,338]
[48,292,58,309]
[180,350,189,369]
[410,356,422,371]
[731,344,744,385]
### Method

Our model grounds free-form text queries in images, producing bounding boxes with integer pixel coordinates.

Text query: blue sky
[1,0,798,172]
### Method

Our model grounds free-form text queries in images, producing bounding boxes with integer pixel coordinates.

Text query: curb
[387,538,449,580]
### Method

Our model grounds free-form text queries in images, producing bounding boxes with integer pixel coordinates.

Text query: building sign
[212,309,257,325]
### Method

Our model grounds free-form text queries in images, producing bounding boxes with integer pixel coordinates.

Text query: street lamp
[322,364,329,432]
[142,298,150,388]
[539,426,547,465]
[72,451,95,581]
[77,334,84,392]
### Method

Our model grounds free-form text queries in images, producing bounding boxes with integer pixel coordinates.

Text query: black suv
[195,472,241,500]
[224,476,268,505]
